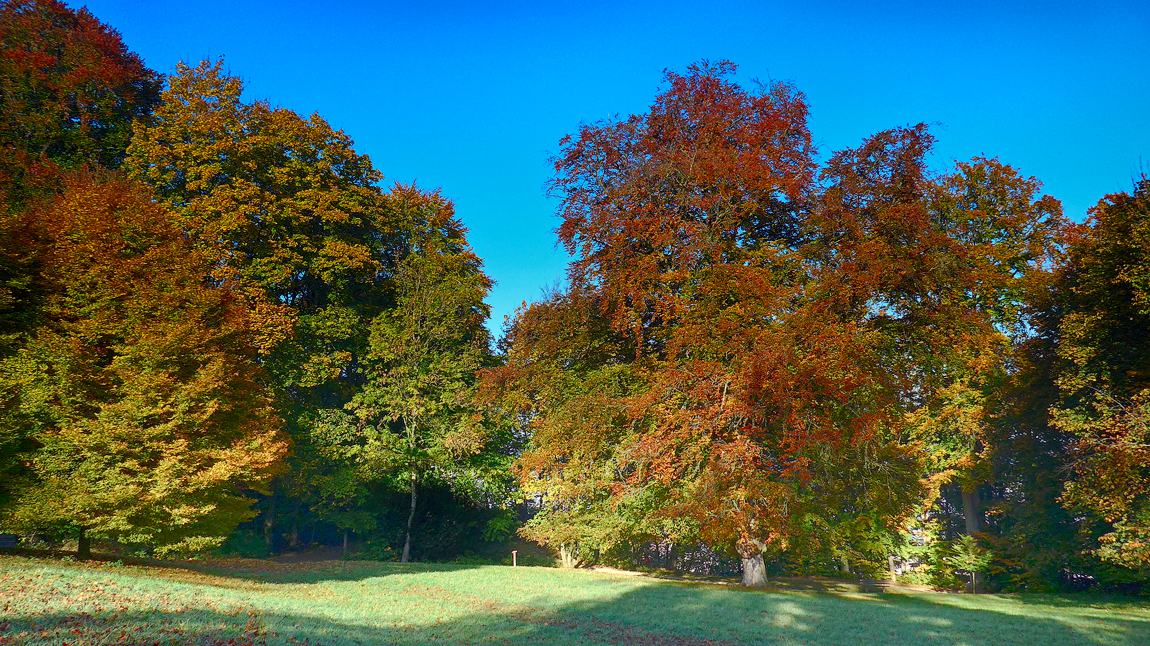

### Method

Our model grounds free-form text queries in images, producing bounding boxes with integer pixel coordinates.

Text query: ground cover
[0,555,1147,646]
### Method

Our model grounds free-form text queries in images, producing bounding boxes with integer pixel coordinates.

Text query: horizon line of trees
[1,0,1147,593]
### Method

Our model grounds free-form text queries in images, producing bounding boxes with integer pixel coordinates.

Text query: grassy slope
[0,556,1147,646]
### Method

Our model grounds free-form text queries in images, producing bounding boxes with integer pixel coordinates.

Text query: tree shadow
[1,546,486,585]
[174,557,485,585]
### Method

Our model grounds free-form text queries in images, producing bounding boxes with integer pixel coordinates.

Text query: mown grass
[1,555,1147,645]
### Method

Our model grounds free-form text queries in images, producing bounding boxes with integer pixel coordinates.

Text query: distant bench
[0,534,18,548]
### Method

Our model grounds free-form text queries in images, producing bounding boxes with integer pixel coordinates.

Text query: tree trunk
[962,487,981,535]
[342,530,348,559]
[840,554,851,575]
[738,538,768,586]
[741,553,767,586]
[962,486,984,590]
[401,473,417,564]
[289,499,301,549]
[559,544,582,568]
[888,555,898,581]
[77,529,91,560]
[264,490,277,548]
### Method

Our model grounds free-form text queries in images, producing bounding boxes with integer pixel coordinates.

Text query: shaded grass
[1,555,1147,645]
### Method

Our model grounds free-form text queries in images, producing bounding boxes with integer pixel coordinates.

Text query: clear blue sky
[80,0,1150,334]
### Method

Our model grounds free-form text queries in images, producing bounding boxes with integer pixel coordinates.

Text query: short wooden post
[512,550,518,567]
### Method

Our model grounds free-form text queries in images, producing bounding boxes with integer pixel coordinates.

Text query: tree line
[1,1,1147,592]
[0,0,511,563]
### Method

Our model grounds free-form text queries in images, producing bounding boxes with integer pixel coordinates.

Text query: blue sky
[81,0,1149,334]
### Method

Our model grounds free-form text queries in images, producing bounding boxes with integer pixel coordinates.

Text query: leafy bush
[215,529,271,559]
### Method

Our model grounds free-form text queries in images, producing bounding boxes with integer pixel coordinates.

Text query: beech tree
[0,0,160,505]
[0,173,286,555]
[496,62,1067,585]
[816,127,1064,546]
[497,61,925,585]
[1054,178,1150,571]
[126,60,400,545]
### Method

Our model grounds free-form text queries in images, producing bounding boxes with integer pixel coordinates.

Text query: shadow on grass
[177,557,485,585]
[0,546,484,585]
[2,555,1147,646]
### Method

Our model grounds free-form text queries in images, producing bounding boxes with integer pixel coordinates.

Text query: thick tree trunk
[741,553,767,586]
[559,544,582,568]
[401,473,417,563]
[77,529,91,560]
[738,537,768,586]
[962,487,981,535]
[840,554,851,575]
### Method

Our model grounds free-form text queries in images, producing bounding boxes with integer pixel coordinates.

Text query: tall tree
[126,60,399,545]
[0,0,161,501]
[1054,178,1150,572]
[0,172,286,555]
[502,62,928,585]
[348,186,496,563]
[498,63,1066,585]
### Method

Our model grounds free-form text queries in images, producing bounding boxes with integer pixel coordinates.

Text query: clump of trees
[0,0,512,560]
[1,1,1147,593]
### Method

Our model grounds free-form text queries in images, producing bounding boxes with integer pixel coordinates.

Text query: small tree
[946,534,993,593]
[349,187,495,563]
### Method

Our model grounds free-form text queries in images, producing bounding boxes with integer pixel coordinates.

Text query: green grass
[1,555,1148,645]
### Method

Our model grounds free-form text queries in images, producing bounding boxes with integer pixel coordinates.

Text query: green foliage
[216,529,273,559]
[946,535,993,575]
[348,187,501,560]
[126,58,393,397]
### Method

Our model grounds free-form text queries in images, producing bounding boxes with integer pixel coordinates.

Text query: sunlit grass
[1,555,1147,645]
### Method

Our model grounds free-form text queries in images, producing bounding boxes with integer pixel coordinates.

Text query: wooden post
[512,550,518,567]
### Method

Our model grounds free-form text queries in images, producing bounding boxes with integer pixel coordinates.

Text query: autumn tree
[494,61,929,585]
[126,59,399,546]
[0,0,159,205]
[815,127,1065,551]
[347,186,497,562]
[0,1,161,504]
[483,288,648,568]
[1054,178,1150,572]
[494,62,1069,585]
[0,172,286,555]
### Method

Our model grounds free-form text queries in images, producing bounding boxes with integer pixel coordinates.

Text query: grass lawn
[1,555,1148,645]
